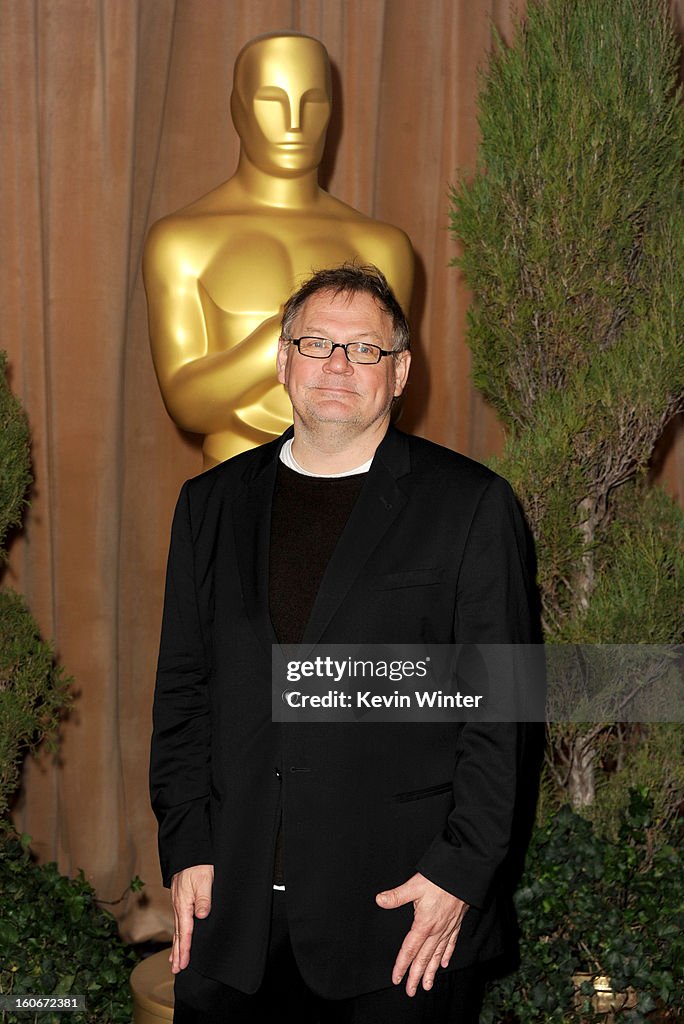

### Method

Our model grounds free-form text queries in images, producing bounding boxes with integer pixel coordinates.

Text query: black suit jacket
[150,426,539,998]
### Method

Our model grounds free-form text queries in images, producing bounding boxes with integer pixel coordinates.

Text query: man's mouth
[310,385,358,395]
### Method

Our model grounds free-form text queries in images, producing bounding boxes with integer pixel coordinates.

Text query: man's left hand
[376,872,468,996]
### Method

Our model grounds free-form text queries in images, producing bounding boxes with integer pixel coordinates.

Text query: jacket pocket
[392,780,453,803]
[371,568,444,590]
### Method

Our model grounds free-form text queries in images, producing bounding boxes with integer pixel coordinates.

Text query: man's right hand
[170,864,214,973]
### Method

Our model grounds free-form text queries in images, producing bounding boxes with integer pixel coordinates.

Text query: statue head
[231,33,332,177]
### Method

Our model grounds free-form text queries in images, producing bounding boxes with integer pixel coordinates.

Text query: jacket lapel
[231,431,292,648]
[301,427,411,645]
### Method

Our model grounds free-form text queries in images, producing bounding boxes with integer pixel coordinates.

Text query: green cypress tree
[0,355,138,1023]
[450,0,684,819]
[0,352,69,827]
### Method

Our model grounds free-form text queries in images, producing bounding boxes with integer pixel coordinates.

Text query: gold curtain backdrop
[2,0,682,943]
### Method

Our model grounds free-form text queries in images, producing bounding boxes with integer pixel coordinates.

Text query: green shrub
[0,837,139,1024]
[481,791,684,1023]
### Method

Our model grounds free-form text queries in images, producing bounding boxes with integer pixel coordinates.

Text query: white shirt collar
[279,438,372,478]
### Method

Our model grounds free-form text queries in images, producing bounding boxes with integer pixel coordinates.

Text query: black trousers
[173,891,484,1024]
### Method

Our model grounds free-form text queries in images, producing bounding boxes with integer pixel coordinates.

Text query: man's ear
[393,350,411,398]
[276,336,289,385]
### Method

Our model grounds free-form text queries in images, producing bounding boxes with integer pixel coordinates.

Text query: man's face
[276,290,411,438]
[232,36,331,177]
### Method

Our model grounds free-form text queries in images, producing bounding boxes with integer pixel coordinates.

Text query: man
[143,33,413,468]
[150,264,539,1022]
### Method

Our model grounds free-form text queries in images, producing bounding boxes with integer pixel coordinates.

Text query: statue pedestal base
[131,949,174,1023]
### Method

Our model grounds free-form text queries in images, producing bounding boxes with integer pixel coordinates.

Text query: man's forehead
[295,290,392,332]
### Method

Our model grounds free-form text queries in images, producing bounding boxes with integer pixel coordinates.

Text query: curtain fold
[2,0,681,942]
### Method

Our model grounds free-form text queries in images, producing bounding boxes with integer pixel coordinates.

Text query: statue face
[232,35,332,176]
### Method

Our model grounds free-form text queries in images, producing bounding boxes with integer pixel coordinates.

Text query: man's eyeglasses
[288,336,398,365]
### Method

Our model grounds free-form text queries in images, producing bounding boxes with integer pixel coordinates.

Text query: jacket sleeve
[417,475,541,909]
[149,481,214,886]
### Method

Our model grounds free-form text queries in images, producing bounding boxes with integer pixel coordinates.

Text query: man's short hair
[281,264,410,352]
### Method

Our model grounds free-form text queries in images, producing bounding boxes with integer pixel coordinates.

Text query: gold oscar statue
[143,32,414,468]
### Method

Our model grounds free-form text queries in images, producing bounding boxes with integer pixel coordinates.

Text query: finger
[176,897,195,972]
[170,896,182,973]
[171,913,190,974]
[194,887,212,919]
[177,927,193,971]
[441,927,460,969]
[171,928,183,974]
[400,918,455,995]
[391,922,433,987]
[171,881,194,974]
[376,881,416,910]
[421,940,450,992]
[171,927,182,973]
[405,947,438,997]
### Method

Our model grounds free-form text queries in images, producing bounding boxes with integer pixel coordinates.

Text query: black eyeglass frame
[287,336,400,365]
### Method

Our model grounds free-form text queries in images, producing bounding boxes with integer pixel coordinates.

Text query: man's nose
[323,345,353,373]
